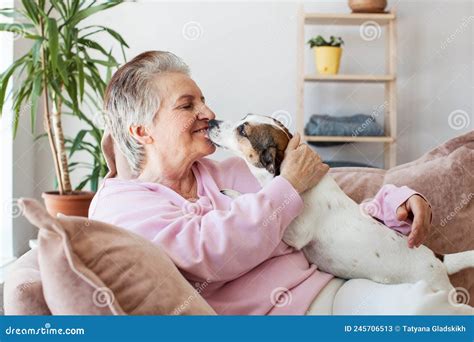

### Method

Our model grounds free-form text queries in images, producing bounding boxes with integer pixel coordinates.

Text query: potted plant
[307,35,344,75]
[0,0,128,217]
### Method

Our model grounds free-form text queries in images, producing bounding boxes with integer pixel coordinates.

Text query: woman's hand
[280,133,329,194]
[396,194,432,248]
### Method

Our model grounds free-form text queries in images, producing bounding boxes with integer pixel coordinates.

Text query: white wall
[13,0,473,255]
[74,0,471,168]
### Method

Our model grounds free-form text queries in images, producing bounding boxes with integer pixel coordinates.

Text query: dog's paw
[220,189,241,199]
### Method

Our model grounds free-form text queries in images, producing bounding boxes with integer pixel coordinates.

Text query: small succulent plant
[307,35,344,48]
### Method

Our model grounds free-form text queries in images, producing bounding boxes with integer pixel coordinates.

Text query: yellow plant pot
[314,46,342,75]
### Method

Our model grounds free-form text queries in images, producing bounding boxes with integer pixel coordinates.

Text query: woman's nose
[197,104,215,121]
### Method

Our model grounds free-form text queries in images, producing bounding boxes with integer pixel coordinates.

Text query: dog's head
[208,114,293,177]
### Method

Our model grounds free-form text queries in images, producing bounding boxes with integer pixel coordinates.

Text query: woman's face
[143,72,216,170]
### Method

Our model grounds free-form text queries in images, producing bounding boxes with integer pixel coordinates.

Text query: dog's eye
[237,124,247,137]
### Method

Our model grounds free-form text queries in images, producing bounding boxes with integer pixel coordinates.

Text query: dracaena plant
[0,0,128,193]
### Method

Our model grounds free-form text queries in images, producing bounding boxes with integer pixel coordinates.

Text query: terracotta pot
[42,191,95,217]
[348,0,387,13]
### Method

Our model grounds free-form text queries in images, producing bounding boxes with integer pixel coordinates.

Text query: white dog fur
[208,114,473,293]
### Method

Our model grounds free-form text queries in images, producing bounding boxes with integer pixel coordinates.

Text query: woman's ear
[129,125,154,145]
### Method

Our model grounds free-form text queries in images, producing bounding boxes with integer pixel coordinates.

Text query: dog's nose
[208,119,221,129]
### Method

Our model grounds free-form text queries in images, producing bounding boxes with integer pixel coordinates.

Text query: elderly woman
[89,51,471,315]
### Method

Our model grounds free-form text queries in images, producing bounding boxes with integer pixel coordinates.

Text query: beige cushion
[15,198,216,315]
[3,249,50,315]
[330,130,474,306]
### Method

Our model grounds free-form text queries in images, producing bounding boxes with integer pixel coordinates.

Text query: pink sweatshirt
[89,157,419,315]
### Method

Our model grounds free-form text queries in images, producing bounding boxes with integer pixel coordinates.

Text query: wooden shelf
[305,12,395,26]
[304,135,394,143]
[297,7,398,168]
[305,74,395,83]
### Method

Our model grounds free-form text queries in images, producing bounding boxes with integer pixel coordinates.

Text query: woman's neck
[138,161,198,200]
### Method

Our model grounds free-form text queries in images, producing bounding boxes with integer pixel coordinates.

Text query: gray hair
[104,51,190,175]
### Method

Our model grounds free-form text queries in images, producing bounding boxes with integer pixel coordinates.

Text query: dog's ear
[260,146,277,175]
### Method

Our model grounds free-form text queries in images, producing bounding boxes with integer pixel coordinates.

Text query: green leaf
[30,72,42,132]
[88,58,118,67]
[0,8,24,19]
[56,55,69,86]
[67,2,121,27]
[34,132,48,142]
[76,177,90,191]
[82,25,129,48]
[0,54,29,116]
[47,18,59,73]
[68,129,87,157]
[0,22,34,35]
[21,0,39,24]
[31,38,43,64]
[77,38,108,55]
[75,56,85,101]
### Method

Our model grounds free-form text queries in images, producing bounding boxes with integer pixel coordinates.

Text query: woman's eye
[180,104,193,110]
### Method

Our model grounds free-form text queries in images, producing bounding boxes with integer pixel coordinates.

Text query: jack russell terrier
[207,114,473,292]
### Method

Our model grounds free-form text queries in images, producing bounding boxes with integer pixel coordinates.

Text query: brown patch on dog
[237,122,292,175]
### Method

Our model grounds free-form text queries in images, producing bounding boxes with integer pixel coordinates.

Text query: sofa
[3,130,473,314]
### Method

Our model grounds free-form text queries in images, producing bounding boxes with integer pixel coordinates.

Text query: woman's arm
[97,176,303,283]
[360,184,432,247]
